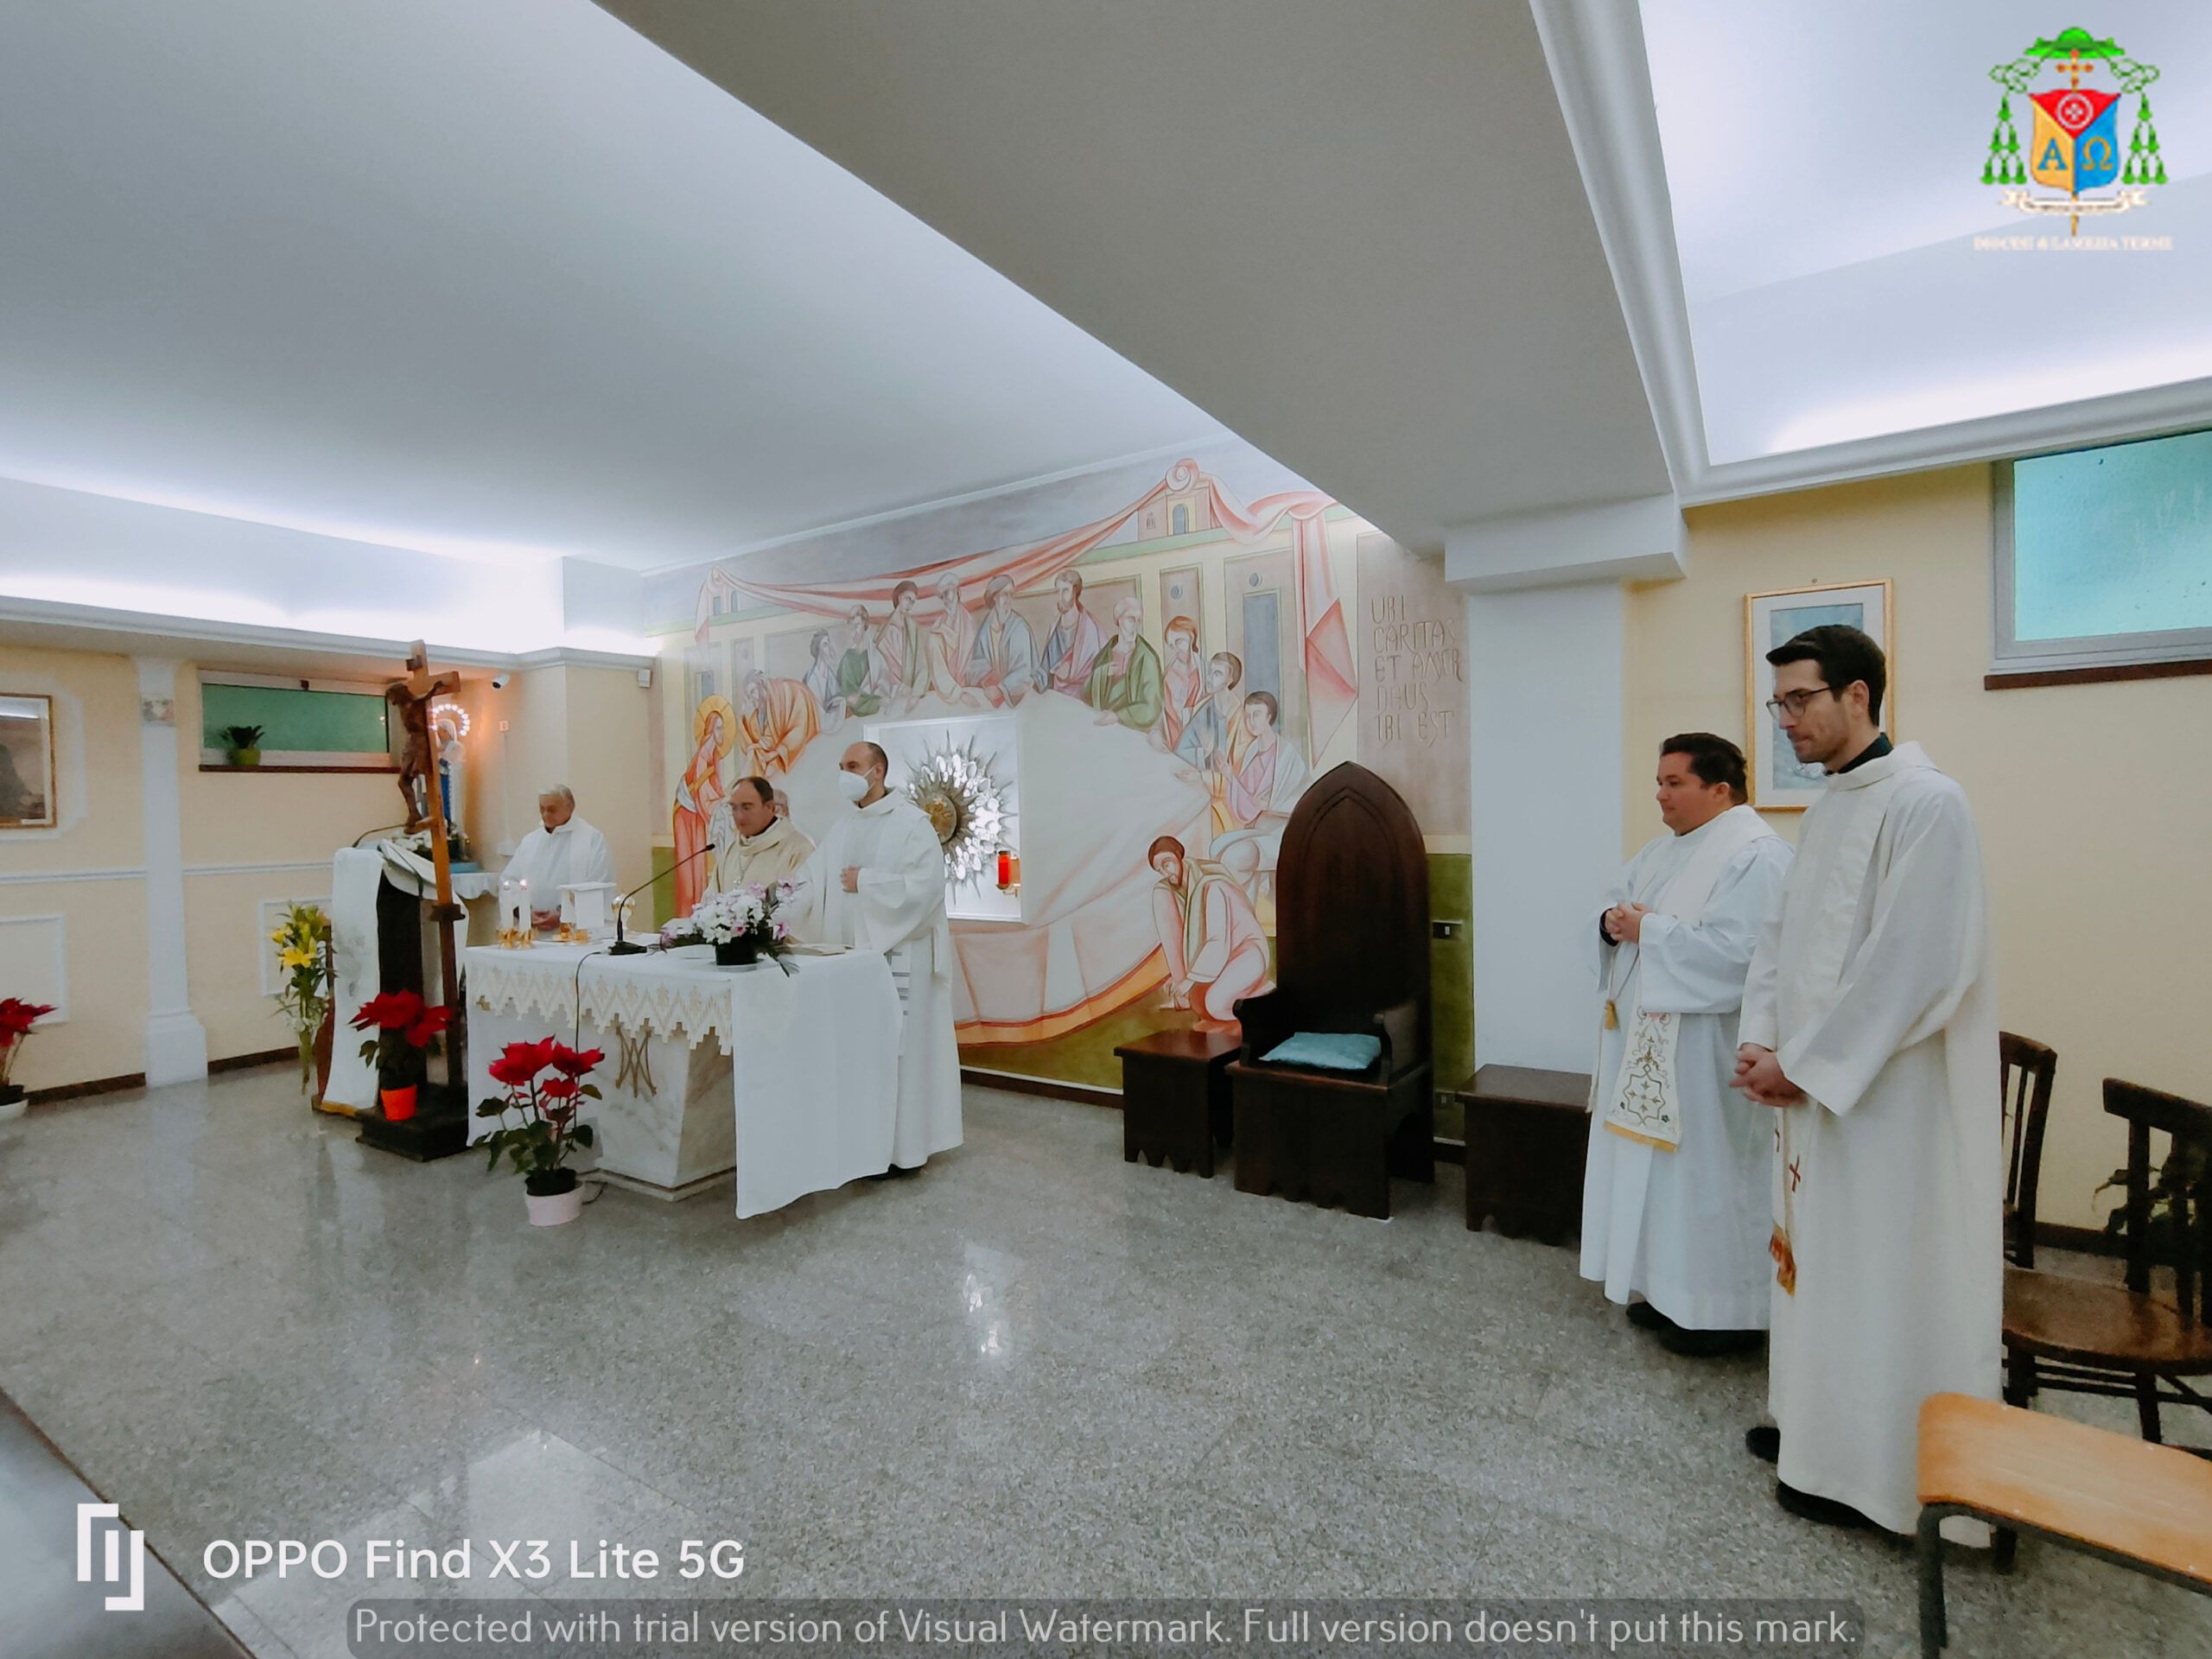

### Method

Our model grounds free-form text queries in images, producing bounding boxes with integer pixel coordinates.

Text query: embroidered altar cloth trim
[465,944,773,1054]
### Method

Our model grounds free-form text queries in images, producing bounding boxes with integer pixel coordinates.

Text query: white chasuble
[788,794,963,1170]
[1738,741,2000,1536]
[503,817,614,902]
[1580,807,1792,1329]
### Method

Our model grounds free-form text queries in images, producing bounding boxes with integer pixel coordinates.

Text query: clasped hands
[1732,1044,1804,1108]
[840,865,861,893]
[1601,902,1652,944]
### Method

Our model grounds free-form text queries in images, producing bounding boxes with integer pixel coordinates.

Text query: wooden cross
[387,641,464,1013]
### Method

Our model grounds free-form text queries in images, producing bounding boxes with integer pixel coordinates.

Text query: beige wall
[0,643,146,1089]
[0,643,652,1091]
[1626,465,2211,1230]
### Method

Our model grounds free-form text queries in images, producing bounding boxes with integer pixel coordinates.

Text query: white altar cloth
[463,943,903,1217]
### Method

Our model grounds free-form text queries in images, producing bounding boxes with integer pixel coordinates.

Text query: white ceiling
[1639,1,2212,466]
[0,0,1222,574]
[599,0,1675,555]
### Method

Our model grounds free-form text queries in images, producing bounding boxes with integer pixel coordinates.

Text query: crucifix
[387,640,466,1037]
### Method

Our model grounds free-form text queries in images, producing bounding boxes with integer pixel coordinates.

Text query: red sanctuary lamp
[995,850,1020,893]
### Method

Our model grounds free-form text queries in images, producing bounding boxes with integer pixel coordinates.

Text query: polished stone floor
[2,1065,2205,1658]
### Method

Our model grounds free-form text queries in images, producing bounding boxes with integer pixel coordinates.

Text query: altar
[462,943,904,1216]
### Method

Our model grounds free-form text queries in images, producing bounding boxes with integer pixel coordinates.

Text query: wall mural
[653,446,1468,1087]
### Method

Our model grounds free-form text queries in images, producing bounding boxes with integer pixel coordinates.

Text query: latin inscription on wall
[1356,533,1470,839]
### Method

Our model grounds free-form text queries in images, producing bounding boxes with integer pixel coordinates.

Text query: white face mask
[836,768,871,804]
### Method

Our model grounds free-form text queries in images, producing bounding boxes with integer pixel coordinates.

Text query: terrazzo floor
[1,1065,2204,1658]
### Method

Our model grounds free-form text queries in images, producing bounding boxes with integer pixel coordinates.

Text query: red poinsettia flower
[549,1045,603,1078]
[403,1003,453,1048]
[0,998,57,1038]
[350,989,426,1033]
[488,1037,558,1086]
[539,1075,579,1102]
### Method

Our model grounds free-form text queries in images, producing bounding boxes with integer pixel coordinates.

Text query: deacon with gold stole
[1583,734,1790,1356]
[786,742,963,1173]
[1734,625,2000,1536]
[712,775,813,893]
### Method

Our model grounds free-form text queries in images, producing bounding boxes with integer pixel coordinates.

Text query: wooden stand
[1116,1027,1240,1178]
[1460,1063,1592,1244]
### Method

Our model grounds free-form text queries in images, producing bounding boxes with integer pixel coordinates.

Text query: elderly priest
[1583,734,1790,1357]
[505,785,614,929]
[1734,625,1999,1538]
[714,775,813,892]
[787,742,963,1173]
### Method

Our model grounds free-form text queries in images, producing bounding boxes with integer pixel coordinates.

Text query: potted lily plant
[0,997,58,1122]
[476,1038,601,1225]
[689,881,798,971]
[268,901,332,1099]
[350,989,451,1122]
[222,723,265,766]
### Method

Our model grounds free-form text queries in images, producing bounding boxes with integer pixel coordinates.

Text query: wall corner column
[133,657,207,1085]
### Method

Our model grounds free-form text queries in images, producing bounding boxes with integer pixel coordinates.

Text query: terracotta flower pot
[379,1084,417,1122]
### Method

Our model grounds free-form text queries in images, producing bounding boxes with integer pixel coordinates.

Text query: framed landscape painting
[1745,581,1894,810]
[0,693,56,829]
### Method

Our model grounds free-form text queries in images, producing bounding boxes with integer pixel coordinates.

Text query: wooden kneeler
[1916,1392,2212,1656]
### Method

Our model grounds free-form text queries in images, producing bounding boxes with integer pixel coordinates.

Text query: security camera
[490,672,512,690]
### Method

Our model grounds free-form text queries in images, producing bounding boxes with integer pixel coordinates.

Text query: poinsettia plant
[0,997,59,1094]
[474,1038,601,1196]
[350,988,452,1089]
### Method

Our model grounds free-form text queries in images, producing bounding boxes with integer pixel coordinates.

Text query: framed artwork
[0,693,56,830]
[1745,582,1894,810]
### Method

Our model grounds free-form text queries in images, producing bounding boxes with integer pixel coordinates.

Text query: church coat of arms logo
[1981,26,2165,235]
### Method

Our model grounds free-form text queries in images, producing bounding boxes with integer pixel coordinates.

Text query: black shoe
[1659,1325,1764,1358]
[1745,1425,1780,1464]
[1777,1480,1872,1530]
[1625,1301,1677,1334]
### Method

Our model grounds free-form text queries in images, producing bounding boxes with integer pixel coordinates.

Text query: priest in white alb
[1733,625,1999,1537]
[712,775,813,893]
[1583,734,1791,1357]
[503,785,614,930]
[787,741,963,1173]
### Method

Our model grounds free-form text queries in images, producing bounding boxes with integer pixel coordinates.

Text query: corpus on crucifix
[385,641,464,1017]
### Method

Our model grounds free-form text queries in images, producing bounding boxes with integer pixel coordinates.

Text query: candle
[996,849,1011,889]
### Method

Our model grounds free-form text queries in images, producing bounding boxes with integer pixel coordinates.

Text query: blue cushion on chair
[1261,1031,1382,1072]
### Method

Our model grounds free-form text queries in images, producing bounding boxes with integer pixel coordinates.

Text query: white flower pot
[0,1098,25,1125]
[524,1185,584,1226]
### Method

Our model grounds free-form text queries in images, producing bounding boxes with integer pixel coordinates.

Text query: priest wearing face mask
[786,742,963,1173]
[1583,734,1791,1357]
[712,775,813,893]
[504,785,615,930]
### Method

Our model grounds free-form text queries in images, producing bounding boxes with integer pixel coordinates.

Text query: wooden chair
[2003,1078,2212,1445]
[1227,762,1433,1219]
[1999,1031,2056,1268]
[1916,1392,2212,1656]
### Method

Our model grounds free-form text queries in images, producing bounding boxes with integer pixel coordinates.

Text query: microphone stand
[605,839,720,956]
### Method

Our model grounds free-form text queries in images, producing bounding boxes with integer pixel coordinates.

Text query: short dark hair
[1659,733,1747,803]
[734,774,774,807]
[1766,624,1885,721]
[1147,835,1185,868]
[892,580,919,606]
[1243,690,1279,726]
[859,741,888,776]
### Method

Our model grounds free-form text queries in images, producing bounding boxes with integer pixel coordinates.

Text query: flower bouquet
[0,996,58,1116]
[475,1038,601,1224]
[267,901,332,1098]
[351,989,452,1122]
[688,881,798,972]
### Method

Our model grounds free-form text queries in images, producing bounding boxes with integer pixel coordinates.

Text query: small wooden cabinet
[1116,1027,1242,1178]
[1460,1064,1592,1245]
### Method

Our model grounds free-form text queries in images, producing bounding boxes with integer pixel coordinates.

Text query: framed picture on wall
[0,693,56,830]
[1745,581,1894,810]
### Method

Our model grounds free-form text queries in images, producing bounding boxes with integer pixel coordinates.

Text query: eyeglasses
[1764,685,1837,720]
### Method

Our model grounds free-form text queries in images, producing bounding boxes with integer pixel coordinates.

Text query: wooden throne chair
[1228,760,1433,1218]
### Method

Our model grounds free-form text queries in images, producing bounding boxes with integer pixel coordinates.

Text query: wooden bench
[1916,1392,2212,1656]
[1460,1064,1592,1245]
[1115,1027,1241,1179]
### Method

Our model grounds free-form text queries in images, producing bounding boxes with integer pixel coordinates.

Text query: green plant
[2097,1138,2209,1259]
[476,1039,601,1196]
[222,723,265,751]
[267,902,332,1096]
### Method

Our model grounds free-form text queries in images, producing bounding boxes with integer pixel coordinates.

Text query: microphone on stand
[605,836,721,956]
